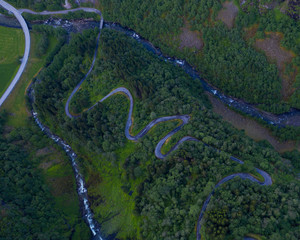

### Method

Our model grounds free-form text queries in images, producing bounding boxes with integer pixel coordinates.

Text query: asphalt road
[66,85,272,240]
[67,86,197,159]
[19,7,103,30]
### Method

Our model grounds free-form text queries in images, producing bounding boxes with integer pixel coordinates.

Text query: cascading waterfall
[31,111,103,239]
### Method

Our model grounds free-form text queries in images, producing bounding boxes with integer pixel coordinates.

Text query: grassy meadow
[0,26,25,97]
[2,31,56,126]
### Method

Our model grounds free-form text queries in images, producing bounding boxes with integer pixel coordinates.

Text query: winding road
[66,83,272,240]
[0,1,273,239]
[67,86,197,159]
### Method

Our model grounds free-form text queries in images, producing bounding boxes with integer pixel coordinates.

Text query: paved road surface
[67,86,198,159]
[19,7,103,29]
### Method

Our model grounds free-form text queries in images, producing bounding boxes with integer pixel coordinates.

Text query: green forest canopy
[33,28,299,239]
[97,0,300,113]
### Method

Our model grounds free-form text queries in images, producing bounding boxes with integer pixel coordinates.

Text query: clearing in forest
[217,1,239,28]
[255,32,296,100]
[0,26,25,97]
[207,93,299,153]
[178,20,203,50]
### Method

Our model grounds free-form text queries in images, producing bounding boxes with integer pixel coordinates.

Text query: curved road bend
[0,0,30,107]
[196,167,272,240]
[67,85,272,239]
[66,86,271,182]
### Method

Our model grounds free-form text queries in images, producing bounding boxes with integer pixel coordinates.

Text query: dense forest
[0,112,90,240]
[32,25,67,64]
[33,28,300,239]
[96,0,300,113]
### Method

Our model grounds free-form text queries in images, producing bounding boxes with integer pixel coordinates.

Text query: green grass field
[0,26,25,97]
[2,32,57,127]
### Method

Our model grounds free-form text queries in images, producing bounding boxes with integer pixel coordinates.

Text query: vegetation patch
[243,23,259,41]
[96,0,300,113]
[6,0,65,11]
[0,26,90,239]
[2,26,67,127]
[36,146,55,156]
[279,0,300,20]
[0,112,90,239]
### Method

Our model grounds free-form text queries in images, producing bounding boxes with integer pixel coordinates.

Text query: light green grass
[82,119,187,238]
[80,140,142,239]
[47,161,74,177]
[94,170,141,238]
[273,8,286,21]
[0,26,25,96]
[2,32,57,127]
[67,114,183,239]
